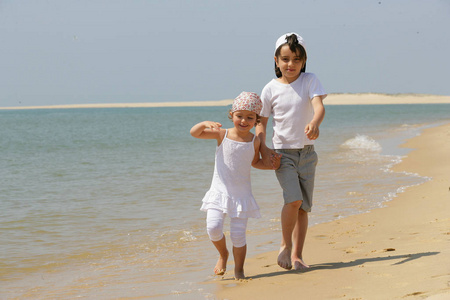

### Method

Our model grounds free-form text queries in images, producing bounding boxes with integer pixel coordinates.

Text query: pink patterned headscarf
[231,92,263,115]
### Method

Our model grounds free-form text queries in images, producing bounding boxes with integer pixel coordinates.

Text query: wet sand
[215,122,450,300]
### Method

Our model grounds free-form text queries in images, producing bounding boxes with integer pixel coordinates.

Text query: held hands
[261,144,282,170]
[305,122,320,140]
[270,151,282,170]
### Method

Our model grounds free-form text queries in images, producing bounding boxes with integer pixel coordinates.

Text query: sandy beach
[1,93,450,109]
[215,122,450,299]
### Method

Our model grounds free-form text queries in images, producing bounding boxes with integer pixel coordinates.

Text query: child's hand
[190,121,222,139]
[204,121,222,131]
[305,123,319,140]
[271,152,282,170]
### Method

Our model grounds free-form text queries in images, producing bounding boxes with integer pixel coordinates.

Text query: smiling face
[275,45,305,84]
[231,110,257,132]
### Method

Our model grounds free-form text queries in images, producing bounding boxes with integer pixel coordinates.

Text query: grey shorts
[275,146,318,212]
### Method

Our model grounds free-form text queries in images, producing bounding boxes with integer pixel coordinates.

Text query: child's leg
[206,209,228,275]
[232,244,247,280]
[211,236,228,275]
[279,200,302,270]
[292,209,309,270]
[230,217,248,279]
[291,146,316,270]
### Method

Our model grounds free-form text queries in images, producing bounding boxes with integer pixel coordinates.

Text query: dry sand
[1,93,450,109]
[215,123,450,300]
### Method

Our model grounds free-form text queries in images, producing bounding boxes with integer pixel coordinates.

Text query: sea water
[0,103,449,298]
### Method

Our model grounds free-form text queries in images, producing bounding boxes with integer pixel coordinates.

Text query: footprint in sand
[384,248,396,252]
[345,247,359,254]
[403,291,425,297]
[314,234,329,240]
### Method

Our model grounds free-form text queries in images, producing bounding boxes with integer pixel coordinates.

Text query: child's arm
[190,121,224,144]
[255,117,280,168]
[305,96,326,140]
[252,136,281,170]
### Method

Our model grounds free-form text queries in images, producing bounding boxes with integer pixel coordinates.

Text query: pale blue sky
[1,0,449,107]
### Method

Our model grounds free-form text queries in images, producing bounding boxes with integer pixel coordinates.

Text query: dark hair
[274,34,307,78]
[228,110,261,124]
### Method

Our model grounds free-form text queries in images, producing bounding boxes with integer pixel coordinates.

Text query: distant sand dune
[1,93,449,110]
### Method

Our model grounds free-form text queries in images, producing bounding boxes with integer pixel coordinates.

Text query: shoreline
[1,93,450,110]
[215,122,450,299]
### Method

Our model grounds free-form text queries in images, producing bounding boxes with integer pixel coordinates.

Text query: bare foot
[293,257,310,271]
[214,252,228,275]
[277,247,292,270]
[234,269,245,280]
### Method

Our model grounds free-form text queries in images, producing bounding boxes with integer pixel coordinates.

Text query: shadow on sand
[226,251,441,281]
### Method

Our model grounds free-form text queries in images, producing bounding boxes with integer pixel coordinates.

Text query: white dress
[200,130,261,219]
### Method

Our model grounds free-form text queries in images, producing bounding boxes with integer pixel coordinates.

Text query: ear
[274,55,278,67]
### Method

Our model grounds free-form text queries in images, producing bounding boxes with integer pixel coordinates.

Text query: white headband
[275,32,307,54]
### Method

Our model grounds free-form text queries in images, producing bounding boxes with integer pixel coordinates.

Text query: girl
[256,33,327,271]
[190,92,279,280]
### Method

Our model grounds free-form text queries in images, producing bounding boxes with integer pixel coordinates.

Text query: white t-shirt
[260,72,327,149]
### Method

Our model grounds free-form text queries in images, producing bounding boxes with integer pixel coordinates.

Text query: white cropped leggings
[206,209,248,248]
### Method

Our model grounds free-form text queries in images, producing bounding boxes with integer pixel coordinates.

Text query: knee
[230,218,248,248]
[286,200,302,210]
[206,211,224,242]
[230,231,246,248]
[206,222,223,242]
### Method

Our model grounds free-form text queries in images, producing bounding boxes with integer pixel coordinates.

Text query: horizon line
[1,93,450,110]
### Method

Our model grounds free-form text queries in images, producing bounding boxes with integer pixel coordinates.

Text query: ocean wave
[341,134,382,152]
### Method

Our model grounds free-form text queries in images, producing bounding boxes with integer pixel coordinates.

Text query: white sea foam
[381,177,431,202]
[341,134,382,152]
[180,230,197,242]
[159,229,198,244]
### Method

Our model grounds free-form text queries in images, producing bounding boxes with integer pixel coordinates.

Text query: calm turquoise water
[1,103,449,298]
